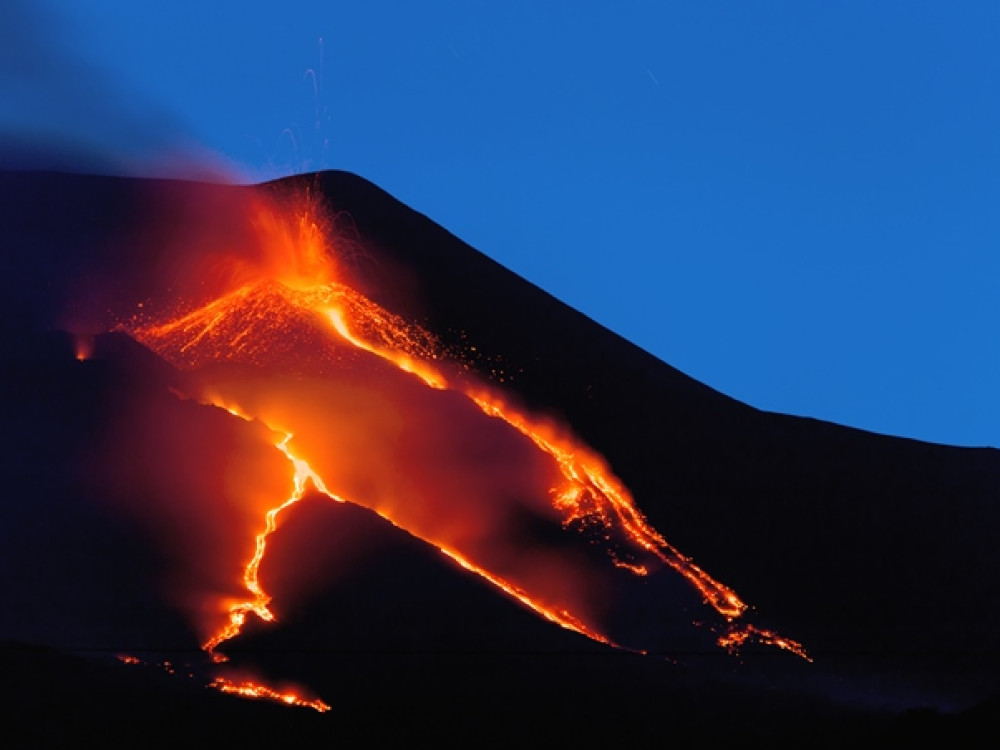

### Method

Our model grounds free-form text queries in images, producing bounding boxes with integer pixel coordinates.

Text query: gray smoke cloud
[0,2,225,178]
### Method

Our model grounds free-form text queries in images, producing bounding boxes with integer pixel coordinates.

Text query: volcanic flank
[1,169,998,743]
[115,192,805,667]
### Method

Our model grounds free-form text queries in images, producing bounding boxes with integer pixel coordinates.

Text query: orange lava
[208,677,331,713]
[74,335,94,362]
[466,389,750,621]
[119,184,808,710]
[117,643,327,712]
[202,428,346,660]
[441,548,615,646]
[718,624,812,662]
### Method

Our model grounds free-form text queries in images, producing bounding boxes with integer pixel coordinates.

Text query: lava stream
[120,187,809,713]
[209,677,331,713]
[440,549,614,646]
[317,296,806,659]
[319,298,753,622]
[202,425,346,660]
[719,624,813,663]
[197,396,614,653]
[117,652,330,713]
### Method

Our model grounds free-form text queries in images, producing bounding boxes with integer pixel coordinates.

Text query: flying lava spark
[107,181,807,710]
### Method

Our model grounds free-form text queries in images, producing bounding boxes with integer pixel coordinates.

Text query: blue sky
[6,1,1000,447]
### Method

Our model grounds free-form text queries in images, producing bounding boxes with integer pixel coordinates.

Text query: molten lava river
[98,184,806,711]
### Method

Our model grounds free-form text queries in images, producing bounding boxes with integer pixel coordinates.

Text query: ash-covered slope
[0,169,998,741]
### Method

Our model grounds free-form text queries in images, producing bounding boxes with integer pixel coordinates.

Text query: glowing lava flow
[718,624,812,663]
[317,300,806,658]
[466,391,747,619]
[197,393,614,651]
[209,677,331,713]
[117,653,331,712]
[325,296,751,620]
[144,397,340,711]
[202,425,346,660]
[122,187,808,711]
[440,549,614,646]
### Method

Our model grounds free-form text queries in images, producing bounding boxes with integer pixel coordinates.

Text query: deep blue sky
[6,2,999,447]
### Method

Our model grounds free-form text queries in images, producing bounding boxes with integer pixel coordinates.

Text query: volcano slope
[0,168,997,743]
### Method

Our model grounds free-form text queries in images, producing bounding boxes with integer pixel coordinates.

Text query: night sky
[3,1,999,447]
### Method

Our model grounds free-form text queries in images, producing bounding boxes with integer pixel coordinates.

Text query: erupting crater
[108,183,807,710]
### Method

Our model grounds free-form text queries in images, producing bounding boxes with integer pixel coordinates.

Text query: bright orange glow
[74,335,94,361]
[117,648,328,712]
[466,389,749,621]
[117,184,807,709]
[440,548,614,646]
[202,426,346,659]
[325,306,446,389]
[248,192,336,291]
[208,677,331,713]
[718,624,812,662]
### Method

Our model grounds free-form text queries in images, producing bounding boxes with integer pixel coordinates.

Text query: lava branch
[203,397,618,648]
[718,624,813,663]
[441,549,615,646]
[209,677,331,713]
[201,410,346,661]
[194,393,623,705]
[320,302,810,660]
[117,652,331,713]
[467,391,750,620]
[132,396,343,712]
[317,306,772,623]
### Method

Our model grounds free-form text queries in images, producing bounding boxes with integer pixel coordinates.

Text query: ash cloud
[0,2,224,178]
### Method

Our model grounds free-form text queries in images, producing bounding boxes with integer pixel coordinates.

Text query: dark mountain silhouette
[0,169,997,745]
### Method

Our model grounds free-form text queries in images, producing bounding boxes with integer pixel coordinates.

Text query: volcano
[0,168,997,744]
